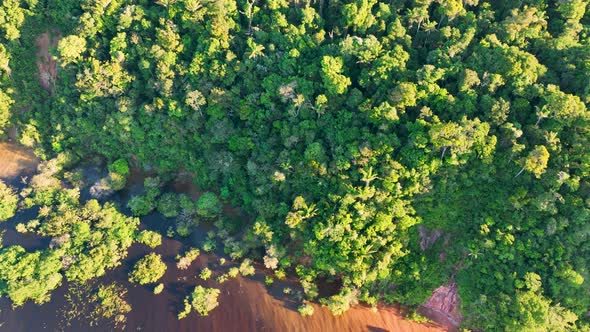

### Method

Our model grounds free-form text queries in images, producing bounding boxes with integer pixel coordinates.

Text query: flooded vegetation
[2,1,590,330]
[0,143,445,332]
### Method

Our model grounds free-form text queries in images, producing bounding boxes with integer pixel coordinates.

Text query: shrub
[175,220,193,237]
[176,248,200,270]
[298,303,315,317]
[227,267,239,278]
[92,283,132,328]
[153,283,164,295]
[177,298,192,319]
[322,289,358,316]
[199,267,212,280]
[202,239,217,253]
[57,35,87,64]
[239,259,255,276]
[178,194,197,215]
[265,276,274,286]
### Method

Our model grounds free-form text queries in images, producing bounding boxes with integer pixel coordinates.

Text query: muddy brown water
[0,142,38,185]
[0,143,446,332]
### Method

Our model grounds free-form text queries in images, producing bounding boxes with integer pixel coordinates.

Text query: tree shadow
[367,326,390,332]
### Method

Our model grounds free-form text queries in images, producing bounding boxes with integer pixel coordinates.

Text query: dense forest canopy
[0,0,589,330]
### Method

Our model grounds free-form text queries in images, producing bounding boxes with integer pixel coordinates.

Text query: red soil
[420,283,462,331]
[35,31,61,92]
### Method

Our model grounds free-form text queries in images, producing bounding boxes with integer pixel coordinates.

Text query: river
[0,142,447,332]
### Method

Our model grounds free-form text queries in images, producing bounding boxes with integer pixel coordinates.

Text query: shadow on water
[0,144,447,332]
[1,207,49,251]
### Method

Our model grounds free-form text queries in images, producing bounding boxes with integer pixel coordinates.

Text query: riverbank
[0,142,449,332]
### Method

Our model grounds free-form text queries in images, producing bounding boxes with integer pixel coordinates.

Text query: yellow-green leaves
[320,56,351,95]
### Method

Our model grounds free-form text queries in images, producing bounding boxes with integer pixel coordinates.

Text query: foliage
[199,267,212,280]
[183,286,221,317]
[298,303,315,317]
[91,283,132,329]
[196,192,221,218]
[2,0,590,329]
[136,230,162,248]
[0,172,140,304]
[157,193,180,218]
[129,253,167,285]
[127,195,156,217]
[109,159,130,176]
[153,283,164,295]
[0,246,63,306]
[0,180,18,222]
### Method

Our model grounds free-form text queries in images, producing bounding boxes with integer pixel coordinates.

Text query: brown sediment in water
[0,233,447,332]
[0,142,38,181]
[0,146,448,332]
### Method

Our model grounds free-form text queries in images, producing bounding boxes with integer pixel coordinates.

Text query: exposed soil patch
[420,283,462,331]
[35,31,61,92]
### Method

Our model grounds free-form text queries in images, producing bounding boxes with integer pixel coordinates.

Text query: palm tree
[156,0,177,9]
[302,203,318,220]
[246,38,265,59]
[359,166,378,187]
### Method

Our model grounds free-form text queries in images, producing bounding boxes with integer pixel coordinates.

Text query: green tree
[128,195,156,216]
[0,246,63,306]
[57,35,87,65]
[0,180,18,222]
[157,193,180,218]
[196,192,221,218]
[516,145,550,178]
[136,230,162,248]
[320,56,351,95]
[0,89,13,135]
